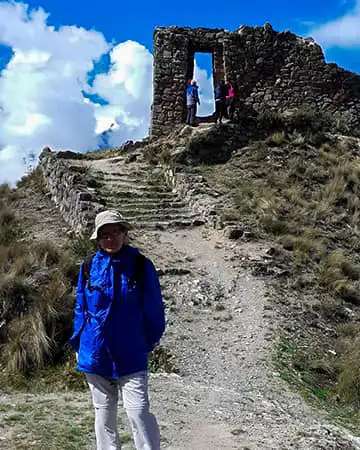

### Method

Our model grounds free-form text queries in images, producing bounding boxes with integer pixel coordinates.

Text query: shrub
[319,251,360,305]
[16,166,46,192]
[265,131,286,146]
[260,214,289,235]
[290,132,305,146]
[148,345,177,373]
[337,334,360,407]
[5,313,52,374]
[291,105,322,132]
[281,233,325,265]
[67,231,97,260]
[258,110,283,130]
[0,183,18,201]
[0,205,23,245]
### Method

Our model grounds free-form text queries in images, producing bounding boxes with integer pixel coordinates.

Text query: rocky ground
[147,227,360,450]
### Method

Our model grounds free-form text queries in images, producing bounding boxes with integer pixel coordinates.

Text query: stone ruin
[151,24,360,137]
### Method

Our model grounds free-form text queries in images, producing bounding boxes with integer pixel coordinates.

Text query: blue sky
[0,0,360,182]
[15,0,360,73]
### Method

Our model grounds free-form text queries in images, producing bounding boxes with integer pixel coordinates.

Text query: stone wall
[151,24,360,137]
[39,148,104,232]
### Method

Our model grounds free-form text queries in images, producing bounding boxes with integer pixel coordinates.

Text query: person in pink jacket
[226,81,235,121]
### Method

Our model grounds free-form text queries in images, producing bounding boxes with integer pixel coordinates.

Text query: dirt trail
[144,227,359,450]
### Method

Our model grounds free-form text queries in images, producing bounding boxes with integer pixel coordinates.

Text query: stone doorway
[186,46,225,124]
[191,53,215,120]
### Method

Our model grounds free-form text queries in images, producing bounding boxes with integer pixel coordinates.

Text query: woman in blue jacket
[70,210,165,450]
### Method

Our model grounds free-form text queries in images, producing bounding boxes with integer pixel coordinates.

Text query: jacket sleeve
[141,258,166,351]
[69,264,86,352]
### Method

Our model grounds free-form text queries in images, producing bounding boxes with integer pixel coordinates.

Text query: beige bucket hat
[90,210,131,240]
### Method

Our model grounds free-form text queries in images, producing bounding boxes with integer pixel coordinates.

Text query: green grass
[276,337,360,433]
[0,395,134,449]
[1,397,93,449]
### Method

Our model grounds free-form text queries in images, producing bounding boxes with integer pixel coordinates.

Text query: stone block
[224,225,244,240]
[77,192,92,202]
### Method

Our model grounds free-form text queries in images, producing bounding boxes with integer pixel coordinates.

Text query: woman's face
[98,223,127,254]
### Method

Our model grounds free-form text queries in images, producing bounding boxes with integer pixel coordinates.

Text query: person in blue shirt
[186,80,200,126]
[70,210,165,450]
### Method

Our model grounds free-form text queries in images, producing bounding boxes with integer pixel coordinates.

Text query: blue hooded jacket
[69,245,165,378]
[186,85,199,106]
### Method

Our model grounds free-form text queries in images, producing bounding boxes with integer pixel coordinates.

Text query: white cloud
[194,62,214,117]
[311,1,360,48]
[0,1,215,183]
[0,1,109,183]
[91,40,154,146]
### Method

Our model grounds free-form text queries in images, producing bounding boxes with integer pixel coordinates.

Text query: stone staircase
[87,155,201,230]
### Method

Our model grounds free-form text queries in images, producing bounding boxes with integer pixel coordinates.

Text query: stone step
[104,190,177,200]
[98,165,159,178]
[102,183,170,193]
[114,207,191,217]
[102,175,167,187]
[101,169,159,178]
[91,160,149,169]
[108,198,187,208]
[131,219,195,230]
[117,208,196,219]
[108,199,188,209]
[122,211,197,222]
[99,174,146,184]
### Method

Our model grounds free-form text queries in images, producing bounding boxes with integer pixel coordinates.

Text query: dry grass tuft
[0,205,23,245]
[16,166,47,192]
[0,184,79,378]
[320,251,360,305]
[6,314,52,374]
[265,131,286,146]
[0,244,77,375]
[335,325,360,406]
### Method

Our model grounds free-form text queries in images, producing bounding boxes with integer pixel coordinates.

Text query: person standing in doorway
[226,81,235,121]
[70,210,165,450]
[186,80,200,126]
[214,79,228,124]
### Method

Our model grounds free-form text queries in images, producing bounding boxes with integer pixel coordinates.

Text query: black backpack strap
[77,254,94,335]
[130,253,146,289]
[83,253,95,283]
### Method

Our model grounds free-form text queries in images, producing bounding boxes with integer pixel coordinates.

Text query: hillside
[195,130,360,409]
[1,116,360,448]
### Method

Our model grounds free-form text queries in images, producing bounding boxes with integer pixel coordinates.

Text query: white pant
[86,371,160,450]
